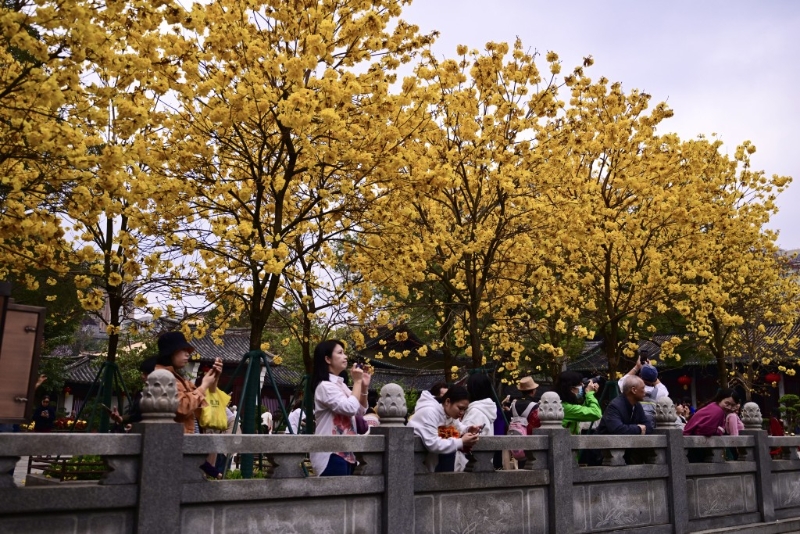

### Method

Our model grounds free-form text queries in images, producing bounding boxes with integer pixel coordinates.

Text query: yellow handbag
[199,388,231,430]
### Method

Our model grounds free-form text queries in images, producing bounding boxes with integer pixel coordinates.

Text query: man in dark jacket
[597,376,653,435]
[596,376,654,464]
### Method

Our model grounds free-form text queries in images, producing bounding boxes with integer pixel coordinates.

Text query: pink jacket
[724,412,744,436]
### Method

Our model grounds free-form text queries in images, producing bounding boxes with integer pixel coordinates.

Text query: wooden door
[0,303,45,423]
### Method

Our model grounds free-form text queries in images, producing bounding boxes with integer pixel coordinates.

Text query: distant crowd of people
[24,331,797,478]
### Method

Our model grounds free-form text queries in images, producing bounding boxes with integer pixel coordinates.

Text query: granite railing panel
[569,434,670,534]
[0,433,140,534]
[180,434,386,503]
[179,420,390,533]
[769,435,800,520]
[683,435,761,531]
[413,435,551,534]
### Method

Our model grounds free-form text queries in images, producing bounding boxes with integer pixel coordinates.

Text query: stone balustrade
[0,373,799,533]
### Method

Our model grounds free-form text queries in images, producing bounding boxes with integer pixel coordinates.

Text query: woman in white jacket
[455,373,498,471]
[408,385,480,472]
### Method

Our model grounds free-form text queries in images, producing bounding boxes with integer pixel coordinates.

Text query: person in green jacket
[557,371,602,434]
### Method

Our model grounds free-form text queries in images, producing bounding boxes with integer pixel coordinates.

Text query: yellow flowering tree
[546,75,764,378]
[57,0,190,367]
[678,157,799,391]
[157,0,434,355]
[350,40,569,372]
[0,0,99,277]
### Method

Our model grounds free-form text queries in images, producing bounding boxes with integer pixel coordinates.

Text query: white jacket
[461,398,497,436]
[454,398,497,471]
[408,391,464,471]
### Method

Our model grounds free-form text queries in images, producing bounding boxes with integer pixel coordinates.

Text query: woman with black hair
[557,371,602,435]
[310,339,371,476]
[683,388,741,437]
[408,385,480,472]
[455,373,498,471]
[684,388,742,462]
[154,331,222,435]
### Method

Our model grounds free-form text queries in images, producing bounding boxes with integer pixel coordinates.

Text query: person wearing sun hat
[510,376,541,434]
[154,331,223,435]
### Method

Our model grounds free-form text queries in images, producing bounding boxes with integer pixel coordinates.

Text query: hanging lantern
[63,386,72,395]
[677,375,692,390]
[764,372,781,386]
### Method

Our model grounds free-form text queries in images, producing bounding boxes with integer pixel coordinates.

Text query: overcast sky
[401,0,800,249]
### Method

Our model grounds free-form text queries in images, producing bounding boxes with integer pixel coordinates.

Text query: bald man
[596,376,654,435]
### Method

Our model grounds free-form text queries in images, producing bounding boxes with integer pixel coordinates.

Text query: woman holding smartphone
[154,331,222,435]
[310,339,371,476]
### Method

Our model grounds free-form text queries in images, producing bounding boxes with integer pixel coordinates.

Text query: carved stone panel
[773,471,800,509]
[414,488,547,534]
[686,474,757,519]
[0,512,134,534]
[186,496,380,533]
[573,479,668,533]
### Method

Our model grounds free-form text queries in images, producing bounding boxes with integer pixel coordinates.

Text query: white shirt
[618,374,669,400]
[311,374,365,476]
[260,411,273,433]
[284,407,306,434]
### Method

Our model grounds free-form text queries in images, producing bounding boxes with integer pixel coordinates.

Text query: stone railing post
[372,383,414,534]
[533,391,573,534]
[654,396,689,534]
[135,369,184,534]
[741,402,775,523]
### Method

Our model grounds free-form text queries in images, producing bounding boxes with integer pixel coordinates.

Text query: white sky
[401,0,800,249]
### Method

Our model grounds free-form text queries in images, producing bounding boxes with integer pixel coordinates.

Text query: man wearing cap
[618,355,669,426]
[510,377,541,434]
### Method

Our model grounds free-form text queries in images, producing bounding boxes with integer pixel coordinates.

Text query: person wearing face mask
[408,385,480,472]
[557,371,602,435]
[310,339,371,476]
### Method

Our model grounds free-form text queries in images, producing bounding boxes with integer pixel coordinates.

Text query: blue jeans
[321,454,354,476]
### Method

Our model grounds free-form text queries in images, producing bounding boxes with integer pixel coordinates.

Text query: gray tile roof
[64,356,104,384]
[188,329,254,363]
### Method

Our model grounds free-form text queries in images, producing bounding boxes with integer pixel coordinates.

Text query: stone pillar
[655,397,689,534]
[533,391,573,534]
[135,369,184,534]
[741,402,775,523]
[373,383,414,534]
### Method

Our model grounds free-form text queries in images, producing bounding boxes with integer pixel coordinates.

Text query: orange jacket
[155,365,206,434]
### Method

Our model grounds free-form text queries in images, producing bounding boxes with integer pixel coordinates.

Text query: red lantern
[764,372,781,385]
[677,375,692,390]
[63,386,72,395]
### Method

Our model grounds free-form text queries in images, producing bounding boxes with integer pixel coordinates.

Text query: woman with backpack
[507,376,541,467]
[509,376,541,434]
